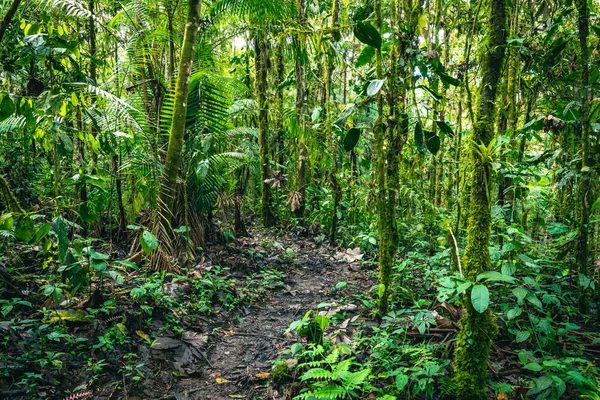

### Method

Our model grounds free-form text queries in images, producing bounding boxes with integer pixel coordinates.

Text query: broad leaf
[414,121,427,154]
[435,120,454,137]
[14,217,34,242]
[476,271,516,283]
[367,79,384,97]
[354,21,381,49]
[424,131,440,154]
[471,284,490,313]
[343,128,361,152]
[140,230,158,256]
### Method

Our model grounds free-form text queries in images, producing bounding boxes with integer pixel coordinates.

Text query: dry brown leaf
[255,372,271,379]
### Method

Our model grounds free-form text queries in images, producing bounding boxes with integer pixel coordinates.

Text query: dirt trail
[162,234,364,400]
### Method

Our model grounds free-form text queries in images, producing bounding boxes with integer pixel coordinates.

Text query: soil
[129,232,374,400]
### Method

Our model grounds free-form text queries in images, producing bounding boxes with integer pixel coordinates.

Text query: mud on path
[139,232,372,400]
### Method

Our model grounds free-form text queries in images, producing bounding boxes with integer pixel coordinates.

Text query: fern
[300,368,337,381]
[294,384,346,400]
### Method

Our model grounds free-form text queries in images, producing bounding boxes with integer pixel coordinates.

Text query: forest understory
[1,0,600,398]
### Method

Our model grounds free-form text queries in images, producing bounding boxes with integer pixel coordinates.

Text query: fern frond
[294,384,346,400]
[343,368,371,389]
[300,368,337,382]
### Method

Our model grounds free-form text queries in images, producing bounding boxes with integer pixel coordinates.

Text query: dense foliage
[0,0,599,398]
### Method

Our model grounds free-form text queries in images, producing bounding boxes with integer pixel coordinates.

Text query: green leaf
[56,218,69,263]
[414,121,427,154]
[524,362,543,372]
[476,271,516,283]
[366,79,384,97]
[548,222,569,236]
[590,196,600,212]
[33,223,52,243]
[140,230,158,256]
[90,258,107,272]
[114,260,140,271]
[14,217,34,242]
[424,131,440,154]
[354,21,381,49]
[515,330,530,343]
[417,85,442,102]
[355,45,375,67]
[335,281,347,290]
[0,94,15,121]
[528,376,553,395]
[435,120,454,137]
[507,307,522,320]
[471,284,490,313]
[343,128,361,152]
[434,69,461,86]
[334,104,354,127]
[395,373,409,390]
[314,314,329,330]
[455,281,472,295]
[512,287,528,303]
[501,263,516,276]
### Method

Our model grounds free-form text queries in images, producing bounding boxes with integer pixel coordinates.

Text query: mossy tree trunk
[0,0,22,46]
[254,30,276,227]
[326,0,341,244]
[160,0,202,220]
[575,0,591,313]
[453,0,506,397]
[294,0,307,220]
[374,0,393,317]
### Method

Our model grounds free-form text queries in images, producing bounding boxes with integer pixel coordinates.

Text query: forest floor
[117,230,375,400]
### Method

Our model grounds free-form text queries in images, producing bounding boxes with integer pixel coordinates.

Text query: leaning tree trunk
[0,0,22,46]
[254,30,276,227]
[453,0,506,397]
[575,0,591,313]
[159,0,202,220]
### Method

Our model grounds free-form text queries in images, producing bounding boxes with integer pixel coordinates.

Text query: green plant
[294,345,372,400]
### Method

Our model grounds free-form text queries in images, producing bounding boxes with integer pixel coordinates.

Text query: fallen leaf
[42,309,89,324]
[181,331,207,348]
[216,377,229,384]
[255,372,271,379]
[335,247,364,263]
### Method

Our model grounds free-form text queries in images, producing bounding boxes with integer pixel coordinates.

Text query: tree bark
[575,0,591,313]
[453,0,507,397]
[254,31,276,227]
[160,0,202,219]
[0,0,22,46]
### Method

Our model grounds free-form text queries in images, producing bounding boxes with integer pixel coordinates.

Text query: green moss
[453,0,507,397]
[272,359,291,382]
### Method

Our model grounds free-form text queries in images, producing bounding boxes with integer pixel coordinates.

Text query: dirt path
[161,234,366,400]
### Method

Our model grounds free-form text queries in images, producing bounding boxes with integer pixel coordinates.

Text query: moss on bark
[254,31,276,227]
[453,0,506,397]
[160,0,202,218]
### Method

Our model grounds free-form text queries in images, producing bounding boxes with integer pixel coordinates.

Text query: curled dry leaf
[335,247,364,263]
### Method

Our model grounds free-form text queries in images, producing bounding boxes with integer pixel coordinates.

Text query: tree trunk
[0,0,22,46]
[326,0,341,244]
[575,0,591,313]
[453,0,506,397]
[160,0,202,220]
[254,31,276,227]
[294,0,307,221]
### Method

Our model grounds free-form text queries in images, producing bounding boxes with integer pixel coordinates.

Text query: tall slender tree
[160,0,202,219]
[453,0,507,397]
